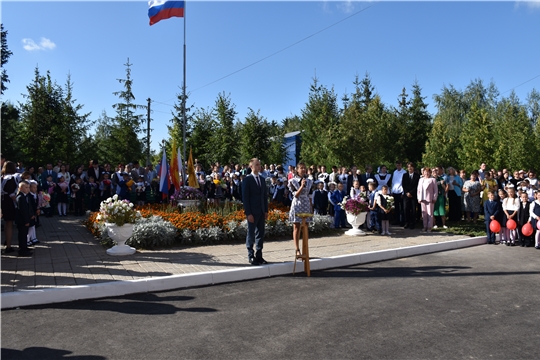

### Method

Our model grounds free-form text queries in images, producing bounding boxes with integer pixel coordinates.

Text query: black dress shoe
[251,259,261,266]
[403,224,409,229]
[258,257,268,265]
[248,257,255,264]
[2,247,14,254]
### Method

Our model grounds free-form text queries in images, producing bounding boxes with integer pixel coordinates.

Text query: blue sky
[2,1,540,153]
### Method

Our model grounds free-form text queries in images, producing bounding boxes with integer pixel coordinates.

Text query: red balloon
[506,219,517,230]
[522,223,534,237]
[489,220,501,233]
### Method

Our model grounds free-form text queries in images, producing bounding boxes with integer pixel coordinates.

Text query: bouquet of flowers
[213,179,228,189]
[340,195,368,216]
[96,194,141,226]
[356,191,369,203]
[71,183,79,198]
[103,179,112,187]
[385,195,395,210]
[174,186,205,201]
[42,192,51,203]
[40,191,51,208]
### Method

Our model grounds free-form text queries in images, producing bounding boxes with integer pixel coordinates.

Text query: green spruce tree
[108,58,145,164]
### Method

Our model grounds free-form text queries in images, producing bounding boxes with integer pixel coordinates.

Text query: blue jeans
[246,213,265,260]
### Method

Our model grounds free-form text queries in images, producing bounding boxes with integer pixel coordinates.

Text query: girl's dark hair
[2,161,16,175]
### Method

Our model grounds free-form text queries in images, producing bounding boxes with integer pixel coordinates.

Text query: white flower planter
[105,223,136,256]
[345,212,367,236]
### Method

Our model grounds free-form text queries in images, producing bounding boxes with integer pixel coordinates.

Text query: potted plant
[340,192,369,236]
[97,194,141,255]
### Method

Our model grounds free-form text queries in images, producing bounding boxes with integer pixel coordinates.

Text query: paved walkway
[1,216,466,293]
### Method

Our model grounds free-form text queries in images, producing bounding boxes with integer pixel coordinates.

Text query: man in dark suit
[360,165,375,188]
[88,160,103,182]
[40,163,58,188]
[402,162,420,229]
[242,158,269,266]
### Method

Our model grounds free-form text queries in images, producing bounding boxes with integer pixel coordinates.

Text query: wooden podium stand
[293,215,312,276]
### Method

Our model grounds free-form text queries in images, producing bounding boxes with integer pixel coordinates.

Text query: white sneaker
[433,225,438,229]
[443,225,448,229]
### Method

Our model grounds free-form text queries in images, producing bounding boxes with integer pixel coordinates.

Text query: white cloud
[337,1,355,14]
[515,1,540,9]
[22,37,56,51]
[39,38,56,50]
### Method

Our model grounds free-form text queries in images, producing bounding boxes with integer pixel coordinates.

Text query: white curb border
[1,236,486,309]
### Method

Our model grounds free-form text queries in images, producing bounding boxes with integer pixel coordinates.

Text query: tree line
[2,24,539,172]
[292,73,540,173]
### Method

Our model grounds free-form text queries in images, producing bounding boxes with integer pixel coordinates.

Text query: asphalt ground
[2,245,540,360]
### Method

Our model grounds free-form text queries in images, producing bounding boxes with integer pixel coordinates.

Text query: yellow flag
[187,148,199,188]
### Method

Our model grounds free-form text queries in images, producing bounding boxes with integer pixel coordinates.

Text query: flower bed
[84,202,333,249]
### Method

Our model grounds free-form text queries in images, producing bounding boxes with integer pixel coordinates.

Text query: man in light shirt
[391,160,407,226]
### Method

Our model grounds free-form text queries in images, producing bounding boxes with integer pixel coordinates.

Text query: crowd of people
[276,161,539,250]
[2,152,539,257]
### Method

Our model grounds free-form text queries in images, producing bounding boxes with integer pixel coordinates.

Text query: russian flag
[159,148,170,199]
[148,0,185,26]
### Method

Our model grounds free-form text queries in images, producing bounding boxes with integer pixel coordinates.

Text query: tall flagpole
[182,1,187,187]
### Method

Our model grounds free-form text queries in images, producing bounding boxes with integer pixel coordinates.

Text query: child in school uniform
[71,177,84,216]
[327,182,336,218]
[313,181,328,215]
[374,165,391,191]
[484,191,501,244]
[100,172,112,202]
[86,176,100,212]
[46,174,56,215]
[350,179,362,199]
[497,189,508,244]
[530,190,540,250]
[55,174,69,216]
[376,185,393,235]
[367,180,380,234]
[517,191,532,247]
[330,182,347,228]
[502,185,520,246]
[16,182,33,256]
[273,178,286,204]
[135,175,146,206]
[117,172,132,201]
[27,182,40,246]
